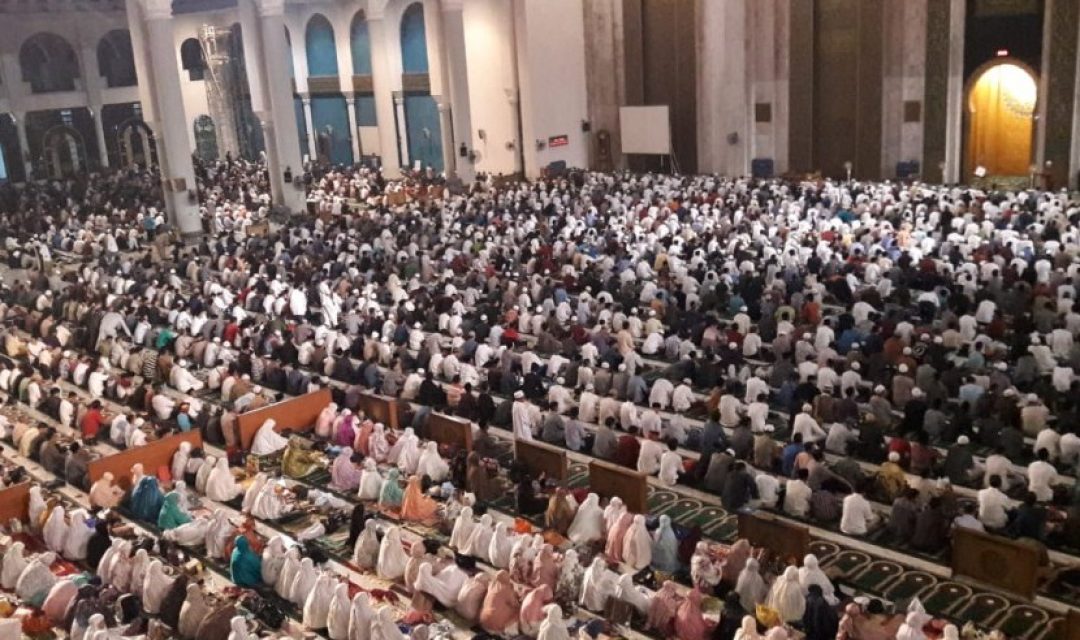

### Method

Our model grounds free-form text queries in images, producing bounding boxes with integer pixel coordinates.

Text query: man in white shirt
[977,475,1010,529]
[511,392,536,441]
[58,392,76,429]
[1027,449,1059,502]
[792,405,826,442]
[637,434,664,476]
[840,487,878,535]
[658,441,682,486]
[782,469,812,517]
[718,392,743,429]
[671,379,695,412]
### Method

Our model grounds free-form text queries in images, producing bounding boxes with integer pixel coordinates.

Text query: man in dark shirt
[721,462,758,511]
[613,426,642,469]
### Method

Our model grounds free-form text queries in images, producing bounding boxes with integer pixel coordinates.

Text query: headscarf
[646,580,681,634]
[327,582,352,640]
[615,572,651,613]
[519,584,554,636]
[195,455,216,494]
[378,468,404,507]
[241,472,269,514]
[487,521,514,569]
[530,544,560,591]
[288,557,318,606]
[675,588,709,640]
[353,519,380,569]
[348,592,375,640]
[603,496,626,532]
[178,582,210,639]
[399,475,439,523]
[130,548,151,593]
[415,441,449,482]
[227,615,252,640]
[205,457,242,502]
[896,611,930,640]
[389,428,420,473]
[414,562,468,608]
[316,403,338,439]
[282,436,323,478]
[544,489,576,535]
[158,491,193,530]
[41,577,79,624]
[735,557,768,612]
[479,570,521,635]
[274,546,302,598]
[354,419,374,455]
[734,615,762,640]
[373,606,406,640]
[335,410,356,448]
[461,513,494,560]
[331,448,363,491]
[580,556,615,612]
[604,511,634,562]
[204,508,235,559]
[356,458,383,501]
[466,452,495,502]
[651,514,680,572]
[369,423,390,462]
[303,570,336,629]
[43,505,68,552]
[450,506,476,551]
[798,554,837,605]
[251,419,288,455]
[142,559,176,614]
[453,573,491,623]
[556,548,583,604]
[28,486,46,530]
[376,526,408,581]
[567,493,604,544]
[536,604,570,640]
[230,536,262,588]
[172,442,193,485]
[61,509,95,562]
[89,472,123,509]
[130,475,165,522]
[766,566,806,623]
[622,514,652,570]
[15,551,58,606]
[261,536,289,585]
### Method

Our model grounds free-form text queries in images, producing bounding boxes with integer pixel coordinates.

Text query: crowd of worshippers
[0,160,1079,635]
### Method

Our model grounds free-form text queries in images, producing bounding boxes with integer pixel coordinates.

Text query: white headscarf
[461,513,494,560]
[204,508,234,559]
[567,493,604,544]
[43,505,67,553]
[16,551,58,603]
[251,419,288,455]
[142,559,176,614]
[733,615,762,640]
[536,604,570,640]
[326,582,352,640]
[129,548,151,593]
[798,554,837,605]
[62,509,95,561]
[195,455,216,494]
[450,506,476,551]
[261,536,289,585]
[389,428,420,474]
[353,519,380,569]
[580,556,615,611]
[415,441,449,482]
[28,486,46,530]
[178,582,210,639]
[227,616,254,640]
[303,570,336,629]
[275,547,302,598]
[356,458,383,501]
[414,561,468,608]
[621,514,652,570]
[735,557,768,612]
[487,521,515,569]
[602,496,625,533]
[205,457,242,502]
[373,606,406,640]
[615,573,651,613]
[172,441,193,484]
[289,557,318,606]
[1,542,28,589]
[348,592,375,640]
[766,566,806,623]
[376,526,408,581]
[241,472,269,513]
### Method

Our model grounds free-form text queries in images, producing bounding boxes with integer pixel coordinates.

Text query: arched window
[305,14,339,77]
[400,3,429,74]
[350,12,372,76]
[180,38,206,81]
[20,33,80,93]
[97,30,137,88]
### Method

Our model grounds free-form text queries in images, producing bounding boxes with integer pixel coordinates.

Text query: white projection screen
[619,106,671,155]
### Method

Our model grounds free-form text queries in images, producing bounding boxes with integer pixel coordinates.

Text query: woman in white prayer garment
[766,566,806,623]
[735,557,768,612]
[415,441,450,482]
[414,561,468,608]
[42,505,67,553]
[798,553,838,605]
[388,428,421,474]
[461,514,495,560]
[204,509,235,559]
[164,514,212,547]
[275,546,302,598]
[241,472,269,513]
[566,493,604,544]
[536,604,570,640]
[261,536,289,585]
[326,582,352,640]
[288,557,319,606]
[376,526,408,581]
[141,559,176,614]
[621,514,652,570]
[615,572,652,614]
[251,419,289,456]
[16,551,58,605]
[488,522,515,569]
[353,519,380,569]
[348,592,375,640]
[205,457,243,502]
[579,555,616,612]
[356,458,383,501]
[303,570,336,629]
[449,506,476,550]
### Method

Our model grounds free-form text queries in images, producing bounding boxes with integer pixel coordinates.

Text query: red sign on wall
[548,135,569,148]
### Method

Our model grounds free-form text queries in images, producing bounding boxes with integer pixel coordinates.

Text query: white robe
[615,574,651,614]
[353,520,380,569]
[142,560,176,614]
[1,543,28,590]
[327,582,352,640]
[536,605,570,640]
[461,515,494,561]
[16,553,58,603]
[415,442,450,482]
[580,558,616,611]
[621,515,652,570]
[414,562,468,608]
[163,516,212,547]
[251,419,289,456]
[376,527,408,581]
[449,507,476,551]
[567,494,604,544]
[356,460,383,501]
[289,558,318,606]
[798,554,838,605]
[241,473,269,514]
[348,593,375,640]
[204,509,235,559]
[303,571,336,629]
[275,549,302,598]
[261,537,289,586]
[43,506,67,553]
[766,567,806,623]
[488,523,515,569]
[62,510,95,561]
[205,458,243,502]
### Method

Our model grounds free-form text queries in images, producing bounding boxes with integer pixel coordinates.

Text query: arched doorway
[41,126,86,178]
[964,60,1038,183]
[117,119,154,167]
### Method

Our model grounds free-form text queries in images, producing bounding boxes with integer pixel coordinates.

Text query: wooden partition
[236,389,333,450]
[951,528,1040,600]
[0,483,31,523]
[588,460,648,513]
[428,413,472,452]
[357,393,399,430]
[1068,609,1080,640]
[87,431,203,491]
[515,440,568,482]
[737,513,809,566]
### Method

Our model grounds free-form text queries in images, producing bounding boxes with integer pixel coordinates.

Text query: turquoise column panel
[403,93,442,171]
[311,95,354,166]
[294,96,308,159]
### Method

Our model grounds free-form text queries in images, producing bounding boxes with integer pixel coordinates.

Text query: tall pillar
[440,0,473,180]
[367,12,402,177]
[698,0,750,176]
[299,93,317,161]
[422,0,455,175]
[246,0,305,212]
[12,112,33,180]
[140,0,202,237]
[942,0,965,183]
[393,93,410,169]
[79,44,110,169]
[92,112,110,168]
[345,93,362,163]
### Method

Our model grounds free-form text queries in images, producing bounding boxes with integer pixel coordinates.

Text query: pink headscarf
[454,573,491,623]
[675,588,710,640]
[335,413,357,447]
[519,584,553,631]
[646,581,681,636]
[605,512,635,562]
[331,448,363,491]
[41,578,78,624]
[530,545,560,590]
[479,570,521,634]
[315,404,337,439]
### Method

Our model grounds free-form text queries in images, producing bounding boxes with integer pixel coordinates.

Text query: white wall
[461,0,519,174]
[514,0,589,176]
